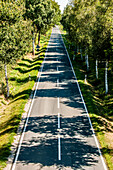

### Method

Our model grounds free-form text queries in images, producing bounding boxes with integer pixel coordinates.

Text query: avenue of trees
[61,0,113,94]
[0,0,61,98]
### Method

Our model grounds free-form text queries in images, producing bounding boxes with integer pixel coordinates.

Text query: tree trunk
[80,48,83,60]
[32,32,35,56]
[4,64,9,98]
[77,45,79,53]
[85,49,87,63]
[85,74,87,83]
[85,54,89,71]
[35,32,38,45]
[38,31,41,46]
[96,59,98,79]
[77,45,79,54]
[105,60,108,94]
[73,54,75,60]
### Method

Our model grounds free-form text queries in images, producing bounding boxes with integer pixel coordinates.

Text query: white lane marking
[57,79,59,87]
[58,97,60,109]
[11,31,53,170]
[58,113,60,129]
[58,134,61,161]
[57,66,59,72]
[60,29,108,170]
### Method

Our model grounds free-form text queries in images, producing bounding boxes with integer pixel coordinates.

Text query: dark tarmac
[14,27,107,170]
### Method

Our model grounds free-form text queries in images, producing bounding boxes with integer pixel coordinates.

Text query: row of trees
[0,0,61,98]
[25,0,61,54]
[61,0,113,94]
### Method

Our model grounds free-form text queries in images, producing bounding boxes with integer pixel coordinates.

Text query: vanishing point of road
[11,27,107,170]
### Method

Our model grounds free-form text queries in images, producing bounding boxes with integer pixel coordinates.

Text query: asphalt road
[13,27,107,170]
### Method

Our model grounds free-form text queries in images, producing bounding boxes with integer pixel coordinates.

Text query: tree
[0,0,32,98]
[62,0,113,94]
[50,0,61,26]
[25,0,55,47]
[61,4,73,37]
[62,0,113,60]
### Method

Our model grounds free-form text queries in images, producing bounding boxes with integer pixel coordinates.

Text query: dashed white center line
[58,134,61,161]
[57,79,59,87]
[58,112,60,129]
[57,53,61,161]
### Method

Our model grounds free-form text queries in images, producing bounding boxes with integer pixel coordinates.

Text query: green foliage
[61,4,73,36]
[50,0,61,25]
[0,1,33,64]
[61,0,113,60]
[25,0,55,33]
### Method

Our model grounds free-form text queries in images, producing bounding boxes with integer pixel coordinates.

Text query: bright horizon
[55,0,69,13]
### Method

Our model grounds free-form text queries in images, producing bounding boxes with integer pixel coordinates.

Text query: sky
[55,0,69,13]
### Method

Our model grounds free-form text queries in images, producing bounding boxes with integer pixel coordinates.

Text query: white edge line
[11,30,53,170]
[58,134,61,161]
[59,29,108,170]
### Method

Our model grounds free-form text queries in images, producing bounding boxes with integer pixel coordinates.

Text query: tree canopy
[0,0,61,64]
[25,0,61,44]
[50,0,61,25]
[0,0,33,64]
[61,0,113,60]
[0,0,61,97]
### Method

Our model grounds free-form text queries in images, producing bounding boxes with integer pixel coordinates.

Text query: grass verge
[60,25,113,170]
[0,29,52,170]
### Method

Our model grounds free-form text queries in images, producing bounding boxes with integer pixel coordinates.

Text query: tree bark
[38,31,41,46]
[85,54,89,71]
[96,59,98,79]
[77,45,79,53]
[85,74,87,83]
[80,48,83,60]
[105,60,108,94]
[4,64,9,98]
[35,31,38,45]
[32,32,35,56]
[85,49,87,63]
[73,54,75,60]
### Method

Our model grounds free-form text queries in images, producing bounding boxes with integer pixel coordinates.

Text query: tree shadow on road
[16,115,100,169]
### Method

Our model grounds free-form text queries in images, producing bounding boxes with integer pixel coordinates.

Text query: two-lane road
[12,27,107,170]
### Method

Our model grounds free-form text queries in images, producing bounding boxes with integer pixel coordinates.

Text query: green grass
[60,26,113,170]
[0,29,52,170]
[1,100,7,105]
